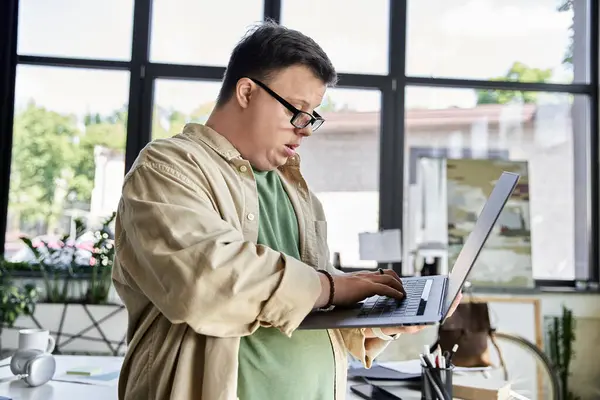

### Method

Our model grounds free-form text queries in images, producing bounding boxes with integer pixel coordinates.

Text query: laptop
[299,171,520,329]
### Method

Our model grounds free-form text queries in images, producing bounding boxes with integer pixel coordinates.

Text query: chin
[253,160,279,171]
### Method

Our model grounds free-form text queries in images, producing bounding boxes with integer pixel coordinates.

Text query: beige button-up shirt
[112,123,390,400]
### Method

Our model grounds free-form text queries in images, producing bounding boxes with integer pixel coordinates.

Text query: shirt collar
[182,123,302,170]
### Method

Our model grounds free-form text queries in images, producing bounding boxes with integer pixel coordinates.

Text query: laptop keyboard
[357,279,428,318]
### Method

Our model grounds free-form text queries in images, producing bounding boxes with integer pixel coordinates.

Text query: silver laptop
[299,171,520,329]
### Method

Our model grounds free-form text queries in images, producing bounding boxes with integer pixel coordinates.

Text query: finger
[403,326,426,334]
[384,325,425,335]
[381,270,405,294]
[370,282,405,300]
[451,294,463,308]
[373,274,405,295]
[382,269,402,282]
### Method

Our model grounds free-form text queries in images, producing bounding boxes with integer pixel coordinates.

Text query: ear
[235,78,254,109]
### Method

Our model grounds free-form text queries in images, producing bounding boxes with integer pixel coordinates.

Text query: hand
[314,269,405,308]
[365,292,464,338]
[445,292,463,319]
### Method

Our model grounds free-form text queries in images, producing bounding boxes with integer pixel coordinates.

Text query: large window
[152,80,221,140]
[17,0,135,60]
[406,0,590,83]
[403,0,596,285]
[403,88,589,282]
[150,0,263,66]
[4,66,129,261]
[281,0,390,75]
[300,89,381,268]
[1,1,597,288]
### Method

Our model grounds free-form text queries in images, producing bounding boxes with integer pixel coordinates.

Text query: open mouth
[284,144,298,157]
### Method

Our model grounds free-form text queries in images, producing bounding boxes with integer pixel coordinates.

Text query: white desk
[0,355,123,400]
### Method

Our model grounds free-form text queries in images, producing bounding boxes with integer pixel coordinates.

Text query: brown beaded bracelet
[317,269,335,311]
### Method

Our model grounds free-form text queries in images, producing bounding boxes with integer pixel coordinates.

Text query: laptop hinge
[439,279,449,320]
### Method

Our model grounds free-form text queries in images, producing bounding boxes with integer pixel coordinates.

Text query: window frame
[0,0,597,292]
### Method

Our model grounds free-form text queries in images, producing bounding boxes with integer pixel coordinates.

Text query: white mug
[18,329,55,353]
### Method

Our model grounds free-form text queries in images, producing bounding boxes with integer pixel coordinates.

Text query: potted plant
[0,259,39,354]
[546,304,581,400]
[0,213,127,355]
[19,218,85,303]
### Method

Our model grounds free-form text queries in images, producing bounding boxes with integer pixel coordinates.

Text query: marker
[423,345,435,365]
[447,344,459,364]
[419,355,451,400]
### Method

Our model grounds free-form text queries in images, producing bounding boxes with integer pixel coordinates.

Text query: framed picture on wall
[446,158,533,288]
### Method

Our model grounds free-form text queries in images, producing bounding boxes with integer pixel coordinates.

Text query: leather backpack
[432,301,508,380]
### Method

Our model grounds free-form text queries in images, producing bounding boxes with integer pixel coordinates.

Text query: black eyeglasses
[250,78,325,132]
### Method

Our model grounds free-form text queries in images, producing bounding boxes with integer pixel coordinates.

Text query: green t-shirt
[237,168,335,400]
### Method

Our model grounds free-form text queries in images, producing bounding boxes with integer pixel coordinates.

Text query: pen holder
[421,365,453,400]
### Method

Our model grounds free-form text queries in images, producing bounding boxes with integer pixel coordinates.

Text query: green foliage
[9,101,126,232]
[153,102,214,140]
[0,260,40,328]
[476,62,553,105]
[317,95,341,112]
[546,305,580,400]
[557,0,574,66]
[10,102,79,230]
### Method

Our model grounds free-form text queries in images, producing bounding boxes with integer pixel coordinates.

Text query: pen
[448,344,459,364]
[419,355,450,400]
[423,344,435,365]
[442,350,450,365]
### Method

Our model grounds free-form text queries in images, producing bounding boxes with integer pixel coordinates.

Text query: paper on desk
[453,366,493,373]
[379,359,493,374]
[378,359,422,374]
[52,370,120,387]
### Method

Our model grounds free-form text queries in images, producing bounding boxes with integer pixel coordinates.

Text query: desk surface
[0,355,123,400]
[1,356,418,400]
[0,356,506,400]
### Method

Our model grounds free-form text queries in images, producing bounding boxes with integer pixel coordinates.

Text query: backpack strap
[490,329,508,381]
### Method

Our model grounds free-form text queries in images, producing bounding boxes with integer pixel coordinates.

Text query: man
[113,21,460,400]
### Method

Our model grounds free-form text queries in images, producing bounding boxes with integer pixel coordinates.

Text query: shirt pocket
[314,220,329,269]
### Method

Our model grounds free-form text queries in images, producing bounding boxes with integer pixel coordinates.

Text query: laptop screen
[442,172,520,320]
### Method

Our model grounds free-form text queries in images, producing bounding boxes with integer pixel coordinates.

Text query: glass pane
[17,0,134,60]
[152,79,222,140]
[301,89,381,268]
[403,87,590,284]
[407,0,590,83]
[5,66,129,262]
[150,0,263,66]
[281,0,389,75]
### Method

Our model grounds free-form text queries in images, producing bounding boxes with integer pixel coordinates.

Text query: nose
[295,125,312,137]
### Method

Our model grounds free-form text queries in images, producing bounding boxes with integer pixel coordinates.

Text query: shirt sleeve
[321,252,391,367]
[115,161,322,338]
[329,268,392,367]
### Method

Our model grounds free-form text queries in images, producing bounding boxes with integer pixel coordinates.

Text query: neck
[205,103,243,148]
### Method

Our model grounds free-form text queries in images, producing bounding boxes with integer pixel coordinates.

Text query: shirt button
[239,165,248,173]
[247,213,255,221]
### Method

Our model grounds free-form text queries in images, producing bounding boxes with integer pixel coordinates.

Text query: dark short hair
[216,21,337,107]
